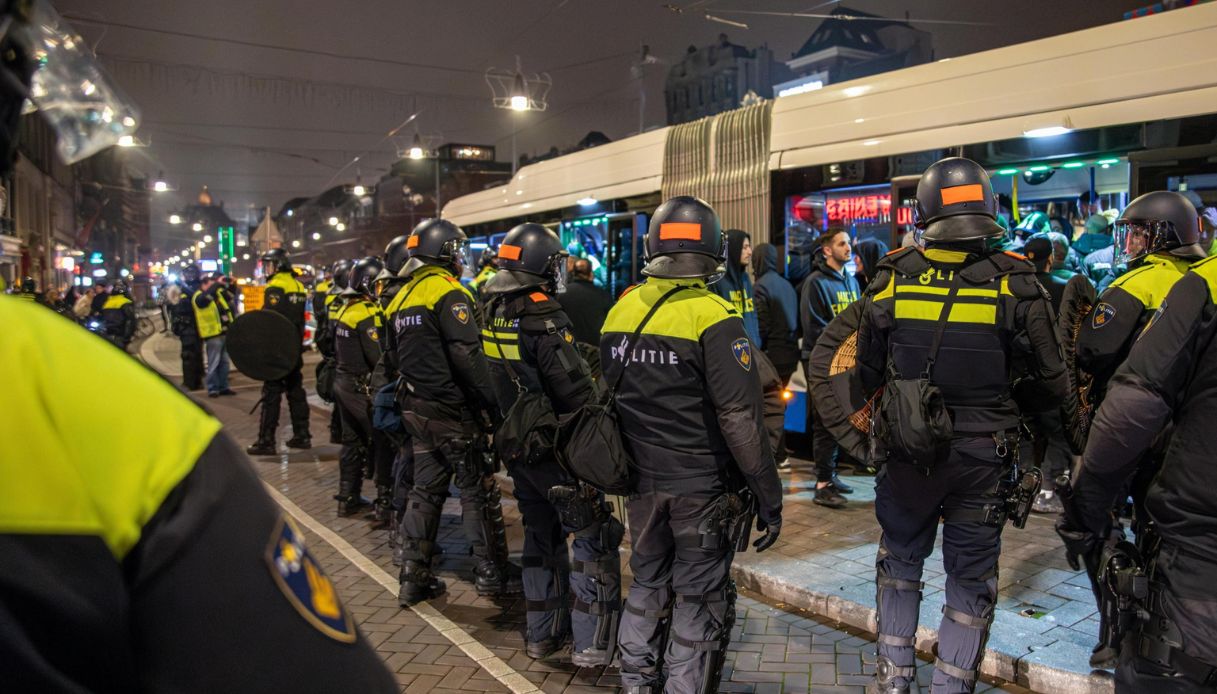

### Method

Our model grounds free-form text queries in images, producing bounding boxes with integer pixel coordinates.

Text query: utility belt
[694,489,756,553]
[942,429,1041,530]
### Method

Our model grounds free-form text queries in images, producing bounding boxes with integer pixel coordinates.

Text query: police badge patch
[1092,302,1117,329]
[265,516,356,643]
[731,338,752,371]
[451,303,470,324]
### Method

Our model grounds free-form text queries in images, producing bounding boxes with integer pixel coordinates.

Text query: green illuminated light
[1028,165,1050,172]
[996,168,1019,175]
[1062,162,1085,169]
[1097,158,1120,165]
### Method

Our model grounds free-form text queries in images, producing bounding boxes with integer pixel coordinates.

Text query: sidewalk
[731,465,1111,693]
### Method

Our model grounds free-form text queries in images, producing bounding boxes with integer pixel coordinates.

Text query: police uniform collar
[481,268,545,297]
[648,277,707,290]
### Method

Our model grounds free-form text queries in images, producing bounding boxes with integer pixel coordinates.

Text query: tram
[444,3,1217,434]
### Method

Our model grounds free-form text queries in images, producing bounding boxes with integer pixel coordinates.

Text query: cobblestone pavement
[141,332,1025,692]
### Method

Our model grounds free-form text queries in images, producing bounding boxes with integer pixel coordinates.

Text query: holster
[697,491,754,552]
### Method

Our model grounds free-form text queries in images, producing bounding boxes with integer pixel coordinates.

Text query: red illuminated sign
[824,194,914,226]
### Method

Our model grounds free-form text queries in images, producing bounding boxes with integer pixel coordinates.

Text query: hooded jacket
[853,238,889,293]
[799,253,860,361]
[710,230,762,346]
[751,242,800,375]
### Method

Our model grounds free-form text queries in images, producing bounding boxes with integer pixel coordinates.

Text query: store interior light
[1023,126,1072,138]
[169,214,182,225]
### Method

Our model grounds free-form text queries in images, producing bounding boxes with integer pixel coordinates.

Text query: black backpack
[873,275,956,468]
[485,298,561,467]
[556,286,685,495]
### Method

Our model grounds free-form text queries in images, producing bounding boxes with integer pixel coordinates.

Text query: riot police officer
[605,197,783,694]
[13,275,42,303]
[332,257,393,519]
[843,158,1068,693]
[372,235,414,557]
[1058,199,1217,693]
[385,219,520,603]
[318,259,353,445]
[468,246,498,295]
[172,264,205,391]
[479,223,623,664]
[1076,190,1208,399]
[247,248,311,455]
[100,278,136,350]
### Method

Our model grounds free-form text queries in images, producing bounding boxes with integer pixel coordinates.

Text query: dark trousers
[180,337,204,390]
[508,458,622,653]
[334,377,393,496]
[257,359,309,442]
[874,438,1005,693]
[618,486,735,693]
[1028,409,1071,482]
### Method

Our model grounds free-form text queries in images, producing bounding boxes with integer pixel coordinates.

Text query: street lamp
[169,214,182,225]
[203,234,213,243]
[510,72,529,112]
[328,216,339,226]
[153,180,169,193]
[291,240,301,248]
[192,222,203,232]
[408,132,425,160]
[335,222,346,232]
[312,232,321,240]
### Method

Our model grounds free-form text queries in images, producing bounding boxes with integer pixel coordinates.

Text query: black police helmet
[347,256,385,297]
[642,196,726,281]
[384,234,411,276]
[111,278,129,294]
[261,247,292,274]
[916,157,1005,244]
[1114,190,1205,263]
[20,275,35,292]
[331,258,353,291]
[181,264,200,284]
[400,218,468,277]
[480,247,499,269]
[482,223,568,296]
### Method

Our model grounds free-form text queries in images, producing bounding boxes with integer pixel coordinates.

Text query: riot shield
[226,309,300,382]
[806,300,877,463]
[1057,274,1098,455]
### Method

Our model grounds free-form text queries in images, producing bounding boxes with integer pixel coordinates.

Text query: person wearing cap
[604,196,782,694]
[1074,208,1115,257]
[1076,191,1209,405]
[840,157,1067,693]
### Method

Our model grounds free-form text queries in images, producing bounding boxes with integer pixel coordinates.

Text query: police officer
[193,272,234,397]
[1058,243,1217,692]
[332,257,394,519]
[13,275,43,303]
[1076,191,1208,400]
[846,158,1068,693]
[0,0,396,688]
[318,259,353,445]
[479,223,624,664]
[385,219,521,603]
[605,197,783,694]
[468,246,498,295]
[172,264,205,391]
[247,248,312,455]
[100,278,136,350]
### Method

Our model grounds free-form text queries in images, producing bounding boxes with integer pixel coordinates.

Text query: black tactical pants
[257,358,310,442]
[874,437,1005,694]
[618,486,736,694]
[1028,409,1071,483]
[334,377,393,497]
[398,415,508,571]
[507,457,622,654]
[180,336,204,390]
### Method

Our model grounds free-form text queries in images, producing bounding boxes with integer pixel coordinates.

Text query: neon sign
[824,194,914,226]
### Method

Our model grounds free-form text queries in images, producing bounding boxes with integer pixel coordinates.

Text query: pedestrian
[89,280,110,318]
[172,265,205,391]
[247,249,312,455]
[853,237,890,293]
[100,278,137,350]
[480,223,623,665]
[1076,191,1207,403]
[73,284,94,320]
[193,272,234,397]
[751,241,800,469]
[840,157,1068,693]
[556,256,613,346]
[160,280,181,331]
[332,257,394,520]
[0,0,396,685]
[385,219,521,604]
[605,197,782,694]
[1072,208,1114,257]
[800,227,861,508]
[711,229,761,345]
[1058,248,1217,693]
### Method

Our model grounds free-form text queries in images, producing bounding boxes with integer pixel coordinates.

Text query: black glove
[1055,516,1098,572]
[752,518,781,553]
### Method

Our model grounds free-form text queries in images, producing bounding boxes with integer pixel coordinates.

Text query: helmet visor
[13,0,140,163]
[450,238,471,269]
[1113,219,1169,265]
[551,252,570,294]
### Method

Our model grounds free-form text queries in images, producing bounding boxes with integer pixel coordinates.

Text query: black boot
[526,633,569,660]
[474,560,524,597]
[398,560,446,606]
[286,434,312,450]
[246,440,276,456]
[335,477,371,517]
[369,485,393,528]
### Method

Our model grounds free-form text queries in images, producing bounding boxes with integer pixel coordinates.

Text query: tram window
[559,214,645,297]
[785,185,904,284]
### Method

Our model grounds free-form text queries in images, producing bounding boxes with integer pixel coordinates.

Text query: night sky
[55,0,1152,251]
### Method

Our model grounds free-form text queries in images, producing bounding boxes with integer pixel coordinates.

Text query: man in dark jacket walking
[556,257,612,346]
[753,242,800,468]
[800,228,861,508]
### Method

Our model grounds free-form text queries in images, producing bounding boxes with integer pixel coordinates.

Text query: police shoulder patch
[451,302,470,324]
[1092,302,1117,329]
[265,516,356,643]
[731,337,753,371]
[368,327,379,342]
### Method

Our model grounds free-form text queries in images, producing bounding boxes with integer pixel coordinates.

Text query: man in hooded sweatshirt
[753,242,801,469]
[852,238,889,294]
[711,229,761,345]
[800,228,861,508]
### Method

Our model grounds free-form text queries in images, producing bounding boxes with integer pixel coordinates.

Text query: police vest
[1108,252,1193,314]
[470,266,497,291]
[872,248,1029,433]
[191,291,224,339]
[102,294,132,311]
[334,299,382,376]
[264,272,307,332]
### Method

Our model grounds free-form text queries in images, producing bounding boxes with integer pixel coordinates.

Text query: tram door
[559,212,647,298]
